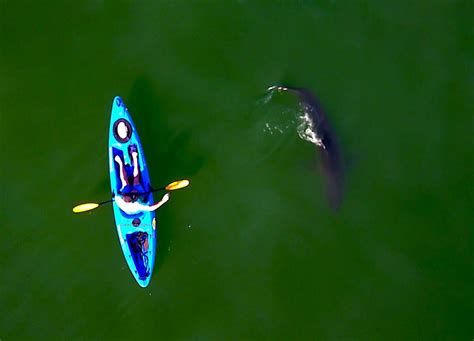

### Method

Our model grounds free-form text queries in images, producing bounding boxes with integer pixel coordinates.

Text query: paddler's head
[124,190,139,203]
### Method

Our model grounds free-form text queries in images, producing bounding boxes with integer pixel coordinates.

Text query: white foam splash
[296,109,324,148]
[263,122,290,135]
[261,86,324,148]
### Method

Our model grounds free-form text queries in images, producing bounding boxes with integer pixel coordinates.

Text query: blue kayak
[108,96,156,287]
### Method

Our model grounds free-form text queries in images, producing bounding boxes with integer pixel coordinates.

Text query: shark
[267,85,345,211]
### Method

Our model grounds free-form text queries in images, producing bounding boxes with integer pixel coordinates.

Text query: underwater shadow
[127,75,206,275]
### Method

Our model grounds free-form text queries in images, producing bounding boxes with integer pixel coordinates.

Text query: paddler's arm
[114,195,134,213]
[141,193,170,212]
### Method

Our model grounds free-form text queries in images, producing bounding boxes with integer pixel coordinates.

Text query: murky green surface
[1,1,472,339]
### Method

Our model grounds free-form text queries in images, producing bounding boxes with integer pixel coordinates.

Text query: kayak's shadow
[127,75,205,275]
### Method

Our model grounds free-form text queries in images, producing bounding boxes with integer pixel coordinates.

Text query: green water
[1,1,472,339]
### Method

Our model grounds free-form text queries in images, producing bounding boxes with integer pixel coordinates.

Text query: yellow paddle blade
[72,203,100,213]
[165,179,190,191]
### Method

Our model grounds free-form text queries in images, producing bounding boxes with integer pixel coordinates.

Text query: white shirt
[114,193,169,215]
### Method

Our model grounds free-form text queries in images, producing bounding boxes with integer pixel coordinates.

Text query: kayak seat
[120,210,144,219]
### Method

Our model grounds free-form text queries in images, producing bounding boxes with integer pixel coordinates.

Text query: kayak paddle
[72,179,190,213]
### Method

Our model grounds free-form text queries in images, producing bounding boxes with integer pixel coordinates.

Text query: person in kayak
[114,144,170,215]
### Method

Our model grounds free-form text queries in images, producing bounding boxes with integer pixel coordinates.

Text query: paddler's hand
[161,193,170,204]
